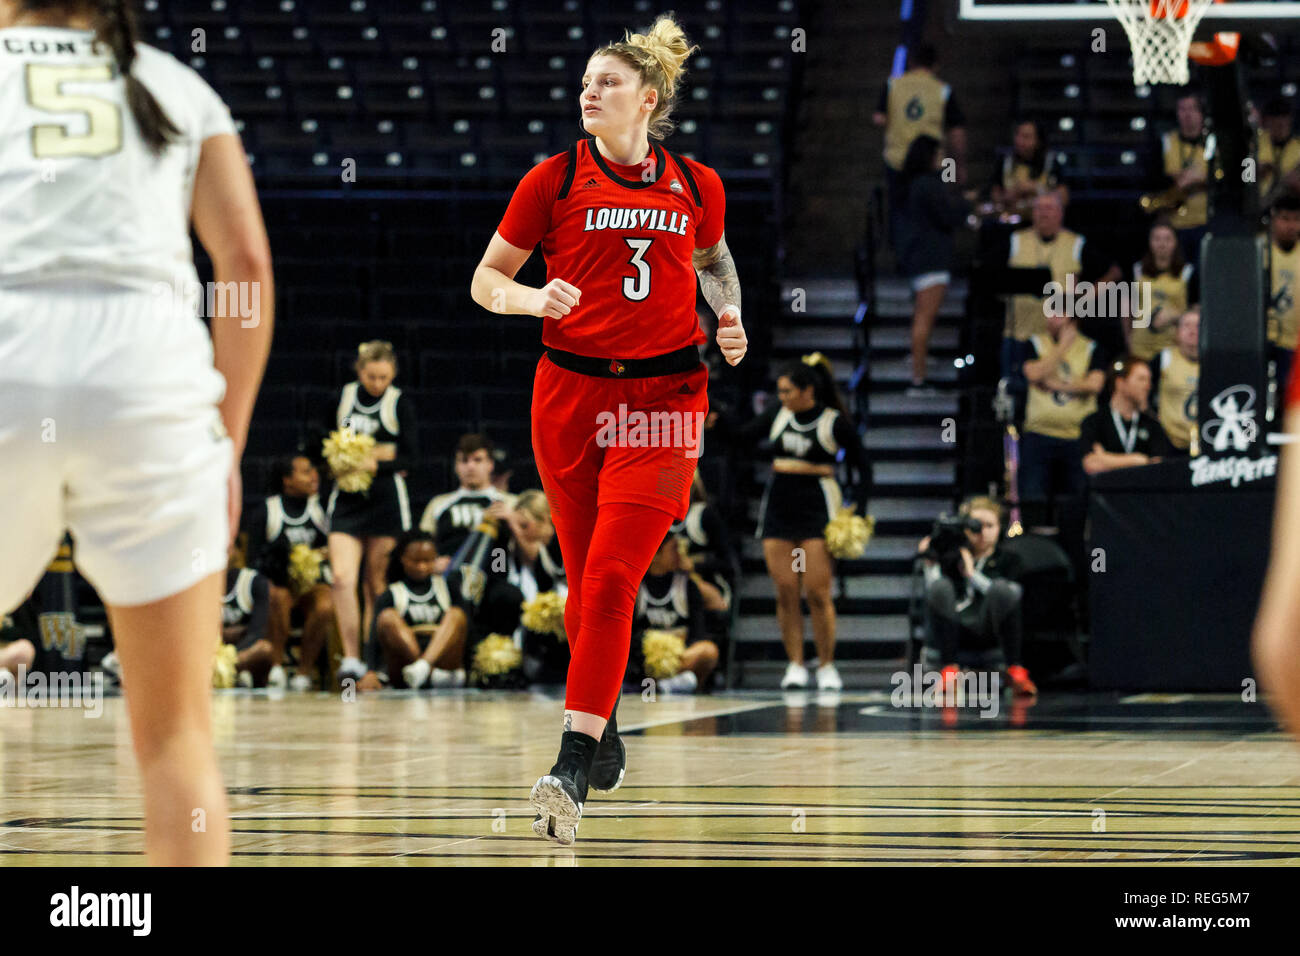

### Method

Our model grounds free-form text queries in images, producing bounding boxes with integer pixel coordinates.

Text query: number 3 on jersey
[25,63,123,159]
[623,237,653,302]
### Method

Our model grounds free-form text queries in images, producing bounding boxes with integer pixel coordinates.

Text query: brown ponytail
[93,0,180,154]
[778,354,851,419]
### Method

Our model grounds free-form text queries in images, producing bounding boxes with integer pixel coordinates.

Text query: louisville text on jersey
[582,207,691,235]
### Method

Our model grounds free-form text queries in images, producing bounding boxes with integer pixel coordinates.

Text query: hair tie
[802,352,829,369]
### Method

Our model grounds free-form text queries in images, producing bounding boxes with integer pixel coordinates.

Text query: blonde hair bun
[355,339,398,374]
[596,12,699,140]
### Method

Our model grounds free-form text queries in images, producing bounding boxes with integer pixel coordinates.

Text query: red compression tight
[552,501,676,719]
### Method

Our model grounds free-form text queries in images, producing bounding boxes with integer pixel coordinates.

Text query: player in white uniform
[0,0,273,865]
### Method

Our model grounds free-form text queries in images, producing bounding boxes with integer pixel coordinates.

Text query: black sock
[603,698,619,741]
[555,730,600,776]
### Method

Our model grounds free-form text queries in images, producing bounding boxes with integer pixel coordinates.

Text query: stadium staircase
[727,274,969,687]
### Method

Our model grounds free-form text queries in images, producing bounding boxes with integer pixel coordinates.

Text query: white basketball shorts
[0,280,232,610]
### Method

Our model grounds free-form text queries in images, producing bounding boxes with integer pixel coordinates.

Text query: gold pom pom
[288,543,325,597]
[642,628,686,680]
[212,640,239,689]
[824,506,875,559]
[520,590,567,641]
[472,633,522,678]
[323,428,376,493]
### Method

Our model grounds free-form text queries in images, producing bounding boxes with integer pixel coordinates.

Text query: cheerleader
[470,13,745,844]
[0,0,273,863]
[736,355,869,691]
[325,341,419,686]
[404,490,564,688]
[244,454,334,691]
[669,470,736,675]
[0,600,38,685]
[1126,219,1196,361]
[358,530,456,691]
[220,560,272,686]
[630,533,719,695]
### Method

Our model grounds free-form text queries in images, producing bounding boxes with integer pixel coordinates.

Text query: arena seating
[133,0,796,520]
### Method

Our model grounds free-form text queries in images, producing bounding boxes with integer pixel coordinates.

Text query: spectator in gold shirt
[1268,194,1300,395]
[873,43,967,252]
[1259,96,1300,205]
[1149,306,1199,455]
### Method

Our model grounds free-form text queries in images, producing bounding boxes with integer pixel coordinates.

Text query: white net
[1104,0,1217,86]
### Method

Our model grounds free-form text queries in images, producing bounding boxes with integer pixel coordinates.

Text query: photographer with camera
[916,497,1036,698]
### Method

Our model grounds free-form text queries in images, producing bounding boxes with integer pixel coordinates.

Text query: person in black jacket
[916,496,1035,697]
[895,134,973,395]
[1080,356,1172,476]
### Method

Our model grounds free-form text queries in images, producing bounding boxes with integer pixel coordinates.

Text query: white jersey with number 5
[0,26,236,292]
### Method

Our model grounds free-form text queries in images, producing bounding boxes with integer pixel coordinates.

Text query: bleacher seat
[223,79,290,119]
[419,423,475,457]
[300,386,340,423]
[238,1,301,29]
[420,352,495,388]
[243,24,314,58]
[246,422,306,457]
[388,24,455,58]
[288,288,365,320]
[317,320,413,352]
[304,0,376,29]
[402,388,477,426]
[263,352,336,386]
[254,385,301,422]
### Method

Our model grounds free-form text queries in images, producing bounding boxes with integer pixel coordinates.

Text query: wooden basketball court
[2,689,1298,865]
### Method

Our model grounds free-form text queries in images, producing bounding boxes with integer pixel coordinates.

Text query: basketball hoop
[1104,0,1221,85]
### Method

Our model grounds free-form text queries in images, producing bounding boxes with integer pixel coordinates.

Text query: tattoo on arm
[693,233,742,320]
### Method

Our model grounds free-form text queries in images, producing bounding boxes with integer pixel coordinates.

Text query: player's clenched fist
[529,278,582,319]
[716,306,747,366]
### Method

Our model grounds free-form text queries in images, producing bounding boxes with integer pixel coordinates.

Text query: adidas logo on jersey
[583,207,690,235]
[581,177,599,189]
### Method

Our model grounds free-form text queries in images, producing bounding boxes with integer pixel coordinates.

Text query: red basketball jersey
[496,138,726,360]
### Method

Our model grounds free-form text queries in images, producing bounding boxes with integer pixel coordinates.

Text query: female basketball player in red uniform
[471,14,746,845]
[0,0,272,864]
[1254,362,1300,741]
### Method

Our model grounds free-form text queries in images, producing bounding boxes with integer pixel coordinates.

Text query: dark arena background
[6,0,1300,899]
